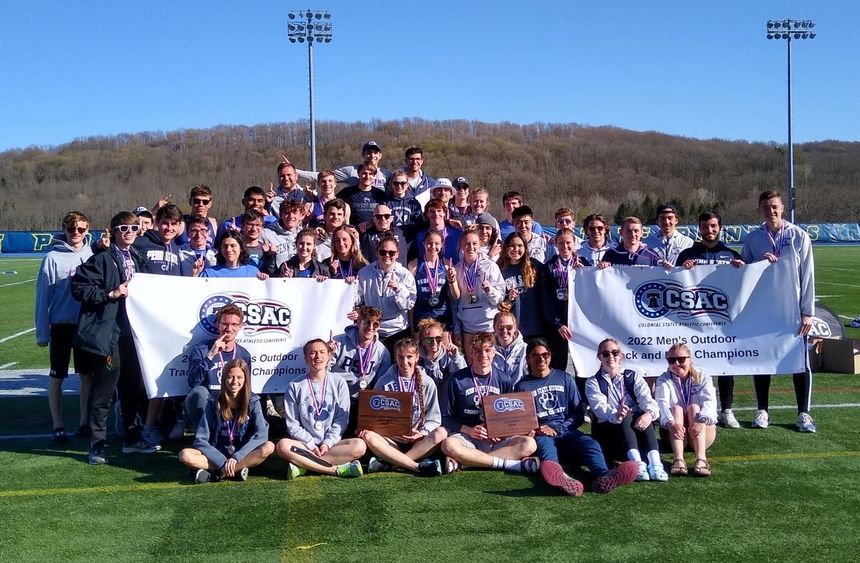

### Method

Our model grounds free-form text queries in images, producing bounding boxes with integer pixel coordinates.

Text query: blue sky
[1,0,856,152]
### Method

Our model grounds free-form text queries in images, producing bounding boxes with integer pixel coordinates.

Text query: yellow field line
[2,450,858,499]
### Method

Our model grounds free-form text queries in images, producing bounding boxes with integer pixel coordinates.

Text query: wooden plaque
[357,390,413,437]
[483,392,538,439]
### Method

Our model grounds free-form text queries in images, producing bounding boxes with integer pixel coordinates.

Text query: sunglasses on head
[66,226,87,234]
[378,250,397,257]
[424,336,443,344]
[114,224,140,233]
[600,349,622,358]
[667,356,689,364]
[192,198,211,205]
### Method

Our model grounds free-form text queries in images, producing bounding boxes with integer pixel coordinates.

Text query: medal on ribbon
[357,340,375,390]
[424,259,442,307]
[306,373,327,433]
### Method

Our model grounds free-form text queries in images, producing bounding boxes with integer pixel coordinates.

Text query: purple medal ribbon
[672,375,692,408]
[115,245,135,282]
[763,223,785,258]
[554,257,570,288]
[398,374,416,394]
[463,259,479,296]
[306,373,327,421]
[357,340,376,385]
[423,259,441,297]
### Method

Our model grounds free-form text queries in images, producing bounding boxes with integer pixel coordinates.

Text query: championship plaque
[483,392,538,439]
[357,390,413,436]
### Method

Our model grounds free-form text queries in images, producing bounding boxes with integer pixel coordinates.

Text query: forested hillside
[1,118,857,229]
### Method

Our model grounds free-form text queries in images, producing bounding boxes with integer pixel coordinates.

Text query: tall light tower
[288,10,332,172]
[766,19,815,223]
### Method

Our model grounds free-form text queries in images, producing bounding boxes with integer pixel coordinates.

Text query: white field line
[0,362,17,369]
[817,281,860,289]
[0,278,36,288]
[820,267,860,272]
[0,327,35,344]
[732,404,860,411]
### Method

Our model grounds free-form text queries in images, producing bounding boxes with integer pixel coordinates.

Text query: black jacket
[71,245,146,356]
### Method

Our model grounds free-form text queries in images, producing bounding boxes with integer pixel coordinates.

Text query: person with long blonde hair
[360,338,447,476]
[416,318,466,386]
[655,343,717,477]
[179,359,274,483]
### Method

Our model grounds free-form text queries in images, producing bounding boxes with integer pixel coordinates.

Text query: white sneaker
[635,461,650,481]
[168,417,186,440]
[648,463,669,482]
[752,409,769,429]
[796,412,816,433]
[719,409,741,429]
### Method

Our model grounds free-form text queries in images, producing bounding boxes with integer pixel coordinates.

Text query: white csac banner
[568,260,807,378]
[127,274,355,398]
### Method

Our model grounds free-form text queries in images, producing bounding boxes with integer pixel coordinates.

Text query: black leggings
[592,414,658,464]
[717,376,735,411]
[754,372,812,414]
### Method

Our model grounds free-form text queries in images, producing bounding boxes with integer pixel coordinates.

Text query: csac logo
[807,316,832,338]
[493,397,526,413]
[370,396,401,411]
[634,281,730,321]
[198,293,292,336]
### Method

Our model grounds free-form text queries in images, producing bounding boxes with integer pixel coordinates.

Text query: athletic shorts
[450,432,514,453]
[49,324,83,379]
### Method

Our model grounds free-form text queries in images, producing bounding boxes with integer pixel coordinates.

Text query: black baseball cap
[656,204,678,217]
[362,141,382,153]
[453,176,470,188]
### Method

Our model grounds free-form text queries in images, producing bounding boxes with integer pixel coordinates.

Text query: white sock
[626,449,642,462]
[647,450,662,466]
[492,457,521,471]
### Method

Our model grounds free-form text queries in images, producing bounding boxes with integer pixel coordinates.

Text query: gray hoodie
[35,240,94,343]
[493,332,528,385]
[330,324,392,399]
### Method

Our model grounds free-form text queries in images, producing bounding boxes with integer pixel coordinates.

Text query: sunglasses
[667,356,690,364]
[374,214,392,220]
[600,349,622,358]
[192,198,211,205]
[496,324,515,332]
[456,185,469,190]
[188,229,209,236]
[530,352,550,360]
[378,250,397,257]
[391,181,408,187]
[588,226,606,232]
[362,320,381,329]
[66,226,88,234]
[424,336,443,345]
[114,224,141,233]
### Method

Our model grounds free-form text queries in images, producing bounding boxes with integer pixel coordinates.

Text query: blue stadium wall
[1,224,859,254]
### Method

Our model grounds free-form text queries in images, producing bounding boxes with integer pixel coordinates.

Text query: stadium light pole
[766,19,816,223]
[288,10,333,172]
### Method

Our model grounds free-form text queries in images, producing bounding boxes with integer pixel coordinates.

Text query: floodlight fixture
[287,9,334,172]
[764,18,816,223]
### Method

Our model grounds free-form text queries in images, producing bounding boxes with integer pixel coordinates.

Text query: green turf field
[1,249,859,561]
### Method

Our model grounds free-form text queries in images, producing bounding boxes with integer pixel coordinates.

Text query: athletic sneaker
[367,456,389,474]
[52,428,70,443]
[237,467,249,481]
[752,409,770,429]
[416,458,443,477]
[520,457,541,474]
[445,458,460,474]
[796,412,817,433]
[194,469,211,484]
[286,462,307,480]
[648,463,669,482]
[88,446,107,465]
[635,461,650,481]
[122,439,159,454]
[540,460,583,497]
[168,416,186,440]
[593,460,639,494]
[335,460,363,478]
[718,409,741,429]
[143,426,164,449]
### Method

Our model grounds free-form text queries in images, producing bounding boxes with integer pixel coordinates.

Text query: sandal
[692,459,711,477]
[670,458,688,476]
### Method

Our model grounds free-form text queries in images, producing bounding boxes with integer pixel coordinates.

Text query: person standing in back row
[741,190,816,433]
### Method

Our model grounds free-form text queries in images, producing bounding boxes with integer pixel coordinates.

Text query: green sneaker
[335,460,363,478]
[286,462,307,480]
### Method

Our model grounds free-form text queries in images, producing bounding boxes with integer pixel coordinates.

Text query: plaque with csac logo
[357,391,414,437]
[483,392,538,439]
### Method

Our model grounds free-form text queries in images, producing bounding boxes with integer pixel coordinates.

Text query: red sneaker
[541,460,584,497]
[593,460,638,494]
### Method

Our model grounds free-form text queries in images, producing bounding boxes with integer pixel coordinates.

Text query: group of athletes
[34,141,816,495]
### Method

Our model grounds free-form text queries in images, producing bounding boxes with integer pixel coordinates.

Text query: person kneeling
[439,332,538,474]
[276,339,366,478]
[179,360,274,483]
[655,344,717,477]
[360,338,448,476]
